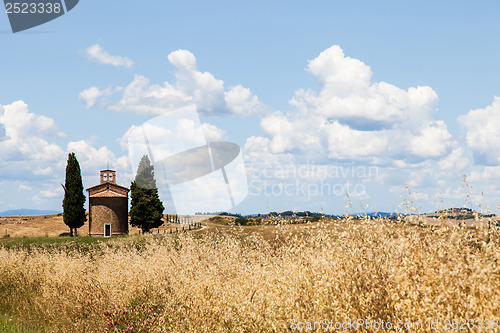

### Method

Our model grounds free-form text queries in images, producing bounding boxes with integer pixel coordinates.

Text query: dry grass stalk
[0,218,498,332]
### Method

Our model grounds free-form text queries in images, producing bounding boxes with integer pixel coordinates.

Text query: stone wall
[89,197,128,236]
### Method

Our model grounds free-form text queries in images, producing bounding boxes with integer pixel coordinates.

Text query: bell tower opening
[100,170,117,184]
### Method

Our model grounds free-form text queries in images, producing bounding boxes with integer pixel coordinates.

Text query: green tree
[62,152,86,236]
[130,155,165,233]
[234,216,249,225]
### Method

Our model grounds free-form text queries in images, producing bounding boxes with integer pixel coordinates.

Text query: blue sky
[1,0,499,215]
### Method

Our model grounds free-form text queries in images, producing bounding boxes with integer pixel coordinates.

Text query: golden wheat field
[0,217,499,332]
[0,214,209,238]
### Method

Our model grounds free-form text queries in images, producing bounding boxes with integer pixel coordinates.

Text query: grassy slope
[0,235,116,248]
[0,314,41,333]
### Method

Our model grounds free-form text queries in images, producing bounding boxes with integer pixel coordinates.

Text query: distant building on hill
[86,170,129,237]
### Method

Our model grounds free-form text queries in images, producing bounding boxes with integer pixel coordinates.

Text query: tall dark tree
[130,155,165,233]
[62,152,86,236]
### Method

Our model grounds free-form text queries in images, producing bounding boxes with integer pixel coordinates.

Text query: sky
[1,0,500,215]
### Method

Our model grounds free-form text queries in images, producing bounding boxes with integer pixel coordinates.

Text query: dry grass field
[0,215,499,332]
[0,214,210,238]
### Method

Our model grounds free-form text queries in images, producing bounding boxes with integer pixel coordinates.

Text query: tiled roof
[86,182,129,192]
[87,182,129,198]
[90,189,128,198]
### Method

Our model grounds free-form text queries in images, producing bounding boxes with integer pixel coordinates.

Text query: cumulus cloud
[259,111,323,156]
[458,97,500,165]
[291,46,439,130]
[225,85,270,115]
[168,50,225,113]
[39,187,63,199]
[86,44,134,68]
[0,101,66,140]
[0,100,137,210]
[122,105,228,176]
[0,100,71,209]
[0,123,6,141]
[409,121,452,158]
[322,120,388,160]
[78,87,105,108]
[103,74,192,115]
[306,45,373,96]
[67,139,127,174]
[201,123,226,142]
[0,101,66,171]
[249,45,453,165]
[65,139,133,194]
[0,101,130,181]
[237,45,464,211]
[438,147,469,172]
[80,49,269,116]
[75,44,499,212]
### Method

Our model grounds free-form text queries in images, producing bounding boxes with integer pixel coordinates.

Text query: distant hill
[352,212,400,218]
[0,209,61,217]
[427,207,494,219]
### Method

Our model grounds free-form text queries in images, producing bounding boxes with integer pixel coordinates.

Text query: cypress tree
[62,152,86,237]
[130,155,165,233]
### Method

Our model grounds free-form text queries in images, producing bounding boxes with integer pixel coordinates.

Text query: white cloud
[237,45,467,213]
[66,139,133,191]
[322,120,388,160]
[0,100,137,210]
[260,111,323,157]
[260,112,298,153]
[168,49,225,113]
[0,101,66,139]
[67,139,119,174]
[458,96,500,165]
[86,44,134,68]
[225,85,270,115]
[104,74,192,115]
[73,45,500,213]
[306,45,372,95]
[78,86,105,108]
[39,187,63,199]
[80,50,269,116]
[201,123,226,142]
[0,123,6,140]
[33,167,54,176]
[249,45,453,165]
[0,101,66,172]
[438,147,469,172]
[291,46,439,129]
[409,121,452,158]
[122,108,227,174]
